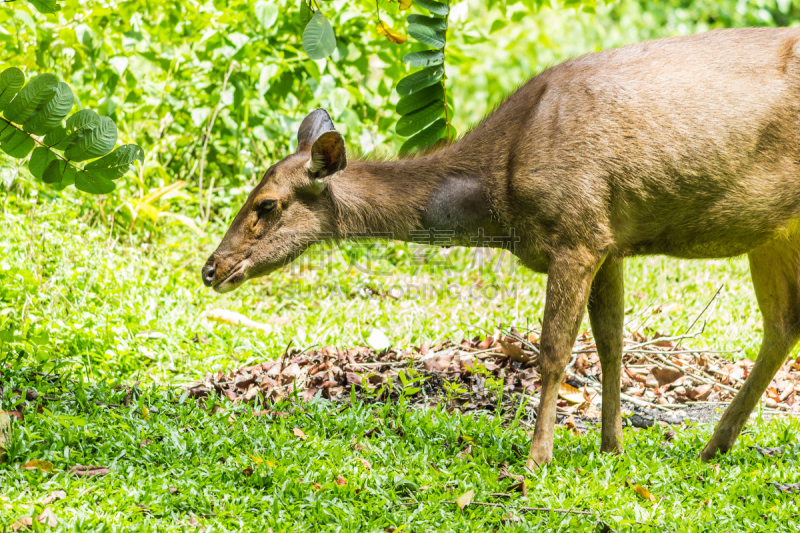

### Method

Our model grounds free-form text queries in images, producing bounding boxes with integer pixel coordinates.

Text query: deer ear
[308,130,347,180]
[296,109,335,153]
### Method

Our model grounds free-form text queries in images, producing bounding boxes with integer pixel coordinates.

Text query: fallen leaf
[68,465,109,477]
[501,513,521,524]
[169,487,179,494]
[508,478,528,496]
[7,410,23,421]
[558,383,584,404]
[687,383,713,401]
[11,516,32,531]
[499,340,530,363]
[37,507,58,528]
[456,489,474,510]
[242,467,254,477]
[376,21,407,44]
[632,484,657,502]
[311,482,322,490]
[20,459,54,473]
[335,475,347,486]
[422,351,453,372]
[293,427,307,440]
[359,458,371,470]
[201,309,271,332]
[188,516,203,528]
[40,491,66,505]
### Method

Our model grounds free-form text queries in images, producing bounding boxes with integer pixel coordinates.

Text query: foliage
[1,369,800,530]
[0,67,143,194]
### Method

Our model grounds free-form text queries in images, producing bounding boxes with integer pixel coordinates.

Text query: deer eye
[257,199,277,214]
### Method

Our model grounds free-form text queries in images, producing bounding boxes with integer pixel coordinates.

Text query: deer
[202,27,800,468]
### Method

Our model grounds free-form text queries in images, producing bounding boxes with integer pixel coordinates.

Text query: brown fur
[204,28,800,466]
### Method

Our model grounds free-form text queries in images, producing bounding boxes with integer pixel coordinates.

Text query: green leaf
[65,116,117,162]
[0,121,14,142]
[414,0,449,16]
[0,128,35,158]
[396,100,444,136]
[29,146,57,179]
[3,73,58,125]
[298,0,312,26]
[302,11,336,60]
[403,50,444,68]
[408,23,446,48]
[400,118,447,154]
[66,108,100,133]
[396,83,444,115]
[27,0,61,14]
[42,159,76,184]
[490,19,507,34]
[84,144,144,180]
[406,14,447,32]
[43,125,67,149]
[75,170,115,194]
[254,0,279,30]
[23,82,73,135]
[396,66,443,96]
[0,68,25,112]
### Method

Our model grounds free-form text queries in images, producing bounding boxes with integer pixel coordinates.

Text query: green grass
[1,373,799,532]
[1,185,798,531]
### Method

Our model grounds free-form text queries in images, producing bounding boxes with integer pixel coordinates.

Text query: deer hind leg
[527,250,602,468]
[700,234,800,461]
[587,257,625,454]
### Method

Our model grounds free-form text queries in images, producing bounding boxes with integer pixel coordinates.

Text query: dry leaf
[359,458,372,470]
[651,367,685,387]
[40,491,66,505]
[422,351,453,372]
[242,467,254,477]
[201,309,271,332]
[311,482,322,490]
[632,484,657,502]
[293,427,307,440]
[335,475,347,485]
[68,465,109,477]
[499,340,530,363]
[456,489,474,510]
[37,507,58,528]
[377,21,407,44]
[558,383,584,404]
[20,459,54,473]
[11,516,32,531]
[169,487,180,495]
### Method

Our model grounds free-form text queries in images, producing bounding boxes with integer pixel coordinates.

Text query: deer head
[201,109,347,293]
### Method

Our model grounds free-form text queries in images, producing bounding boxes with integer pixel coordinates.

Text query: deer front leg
[587,257,625,454]
[527,251,603,469]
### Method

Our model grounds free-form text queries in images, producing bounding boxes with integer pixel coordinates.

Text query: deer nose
[201,259,217,287]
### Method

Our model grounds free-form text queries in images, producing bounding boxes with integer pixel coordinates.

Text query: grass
[1,183,798,531]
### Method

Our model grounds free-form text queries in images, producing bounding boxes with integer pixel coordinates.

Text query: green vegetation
[2,0,800,531]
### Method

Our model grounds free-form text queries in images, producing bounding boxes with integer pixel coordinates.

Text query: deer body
[204,27,800,466]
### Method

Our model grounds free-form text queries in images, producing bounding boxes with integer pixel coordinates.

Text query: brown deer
[203,27,800,467]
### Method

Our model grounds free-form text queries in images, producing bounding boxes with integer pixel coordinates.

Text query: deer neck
[327,147,506,246]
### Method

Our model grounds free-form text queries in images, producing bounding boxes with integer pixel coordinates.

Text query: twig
[684,285,723,334]
[441,500,592,516]
[620,392,674,412]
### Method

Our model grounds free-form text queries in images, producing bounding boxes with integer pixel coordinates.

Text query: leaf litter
[185,327,800,430]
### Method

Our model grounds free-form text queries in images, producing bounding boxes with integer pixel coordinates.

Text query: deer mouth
[213,262,249,293]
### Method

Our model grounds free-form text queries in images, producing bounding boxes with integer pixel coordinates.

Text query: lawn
[1,184,799,532]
